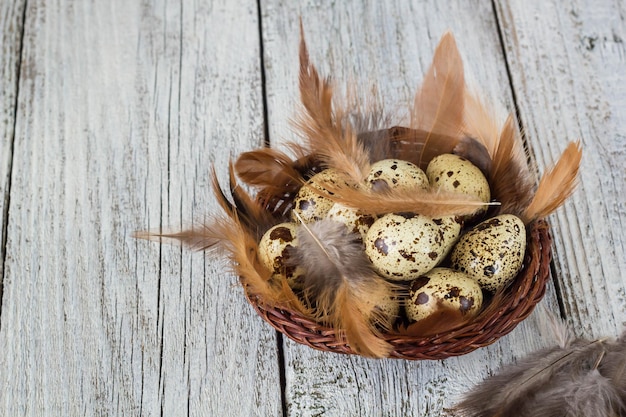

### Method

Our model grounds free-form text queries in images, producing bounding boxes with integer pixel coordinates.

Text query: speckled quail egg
[433,215,463,258]
[365,213,446,281]
[451,214,526,292]
[368,291,401,325]
[365,159,429,192]
[405,267,483,322]
[327,203,377,241]
[258,223,305,289]
[292,169,347,223]
[426,154,491,204]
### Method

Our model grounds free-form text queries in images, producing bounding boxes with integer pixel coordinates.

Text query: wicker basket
[239,127,553,360]
[247,220,550,360]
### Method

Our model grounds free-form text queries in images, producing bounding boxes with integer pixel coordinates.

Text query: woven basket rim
[239,127,553,360]
[245,219,551,360]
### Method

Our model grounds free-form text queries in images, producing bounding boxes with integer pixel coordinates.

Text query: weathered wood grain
[496,0,626,339]
[260,1,563,415]
[1,0,624,415]
[0,0,280,416]
[0,0,26,306]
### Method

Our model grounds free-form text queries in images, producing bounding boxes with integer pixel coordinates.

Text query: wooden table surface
[1,0,625,416]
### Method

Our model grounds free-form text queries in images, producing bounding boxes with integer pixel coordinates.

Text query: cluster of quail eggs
[257,154,528,331]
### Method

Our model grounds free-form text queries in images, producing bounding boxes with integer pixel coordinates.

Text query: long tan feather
[228,218,308,313]
[133,217,232,252]
[295,22,372,183]
[463,91,503,157]
[311,179,494,218]
[490,115,534,216]
[412,32,466,169]
[522,141,582,223]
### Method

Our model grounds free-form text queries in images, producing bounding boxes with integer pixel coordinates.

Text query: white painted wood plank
[260,1,563,415]
[0,0,25,296]
[0,1,281,416]
[496,0,626,339]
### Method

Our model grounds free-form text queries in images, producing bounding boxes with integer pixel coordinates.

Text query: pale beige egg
[292,169,346,223]
[405,267,483,322]
[450,214,526,292]
[327,203,377,241]
[365,159,429,192]
[258,223,305,289]
[426,153,491,204]
[364,213,446,281]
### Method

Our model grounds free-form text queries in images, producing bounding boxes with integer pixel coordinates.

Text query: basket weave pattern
[247,219,551,360]
[239,131,553,360]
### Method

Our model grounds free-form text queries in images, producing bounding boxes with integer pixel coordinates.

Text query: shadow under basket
[245,220,552,360]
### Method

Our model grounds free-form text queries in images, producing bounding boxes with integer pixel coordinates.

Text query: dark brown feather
[234,148,305,195]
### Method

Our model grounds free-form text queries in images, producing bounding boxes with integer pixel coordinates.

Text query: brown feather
[210,162,279,239]
[295,23,372,183]
[489,115,534,216]
[311,179,494,218]
[227,218,309,313]
[452,311,626,417]
[291,218,396,357]
[398,302,474,337]
[133,217,232,252]
[463,91,503,157]
[234,148,306,196]
[522,141,582,223]
[411,32,465,169]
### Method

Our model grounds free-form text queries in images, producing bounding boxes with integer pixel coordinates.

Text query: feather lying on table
[451,310,626,417]
[291,217,399,358]
[411,31,466,170]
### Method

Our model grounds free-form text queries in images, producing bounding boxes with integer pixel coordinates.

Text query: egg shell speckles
[292,169,346,223]
[327,203,377,241]
[433,215,463,258]
[258,223,305,289]
[365,159,429,192]
[405,267,483,322]
[365,213,446,281]
[426,154,491,203]
[451,214,526,292]
[366,292,401,327]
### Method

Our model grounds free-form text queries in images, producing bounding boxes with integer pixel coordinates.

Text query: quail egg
[369,291,401,325]
[450,214,526,292]
[365,159,429,192]
[405,267,483,322]
[433,215,463,258]
[258,223,305,289]
[426,153,491,203]
[365,213,446,281]
[327,203,377,241]
[292,169,347,223]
